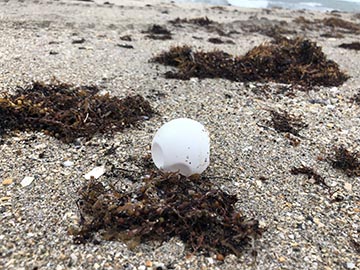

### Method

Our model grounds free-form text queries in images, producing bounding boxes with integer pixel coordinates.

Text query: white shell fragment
[20,176,35,187]
[62,160,74,167]
[151,118,210,177]
[84,165,106,180]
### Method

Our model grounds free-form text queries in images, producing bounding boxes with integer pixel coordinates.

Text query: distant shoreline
[175,0,360,12]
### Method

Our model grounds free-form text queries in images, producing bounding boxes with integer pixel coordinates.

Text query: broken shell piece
[21,176,35,187]
[84,165,106,180]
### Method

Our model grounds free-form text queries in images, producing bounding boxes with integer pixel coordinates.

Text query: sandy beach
[0,0,359,269]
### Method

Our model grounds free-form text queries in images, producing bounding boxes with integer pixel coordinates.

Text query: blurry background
[175,0,360,12]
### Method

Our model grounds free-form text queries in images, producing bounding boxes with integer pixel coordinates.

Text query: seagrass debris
[269,109,307,137]
[72,172,263,257]
[0,81,154,143]
[329,146,360,177]
[151,37,348,87]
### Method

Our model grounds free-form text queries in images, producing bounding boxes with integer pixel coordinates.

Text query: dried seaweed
[207,37,234,44]
[169,17,230,36]
[239,18,296,38]
[72,172,263,257]
[143,24,172,40]
[339,42,360,51]
[294,16,360,33]
[120,35,132,41]
[0,81,154,143]
[329,146,360,177]
[151,37,348,86]
[320,32,344,38]
[290,166,329,189]
[169,17,214,27]
[208,37,224,44]
[269,110,307,136]
[72,38,86,44]
[322,17,360,32]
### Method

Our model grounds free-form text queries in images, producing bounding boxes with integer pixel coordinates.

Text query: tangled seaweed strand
[0,81,154,143]
[151,37,349,87]
[73,172,262,257]
[290,166,329,189]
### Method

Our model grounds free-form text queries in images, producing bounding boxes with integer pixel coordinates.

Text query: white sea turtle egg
[151,118,210,177]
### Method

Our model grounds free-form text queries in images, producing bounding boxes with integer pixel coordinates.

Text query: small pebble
[344,182,352,193]
[2,178,13,186]
[346,262,355,269]
[70,253,78,264]
[153,262,165,269]
[62,160,74,167]
[215,253,225,261]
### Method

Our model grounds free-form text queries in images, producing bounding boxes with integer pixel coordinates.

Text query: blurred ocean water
[176,0,360,12]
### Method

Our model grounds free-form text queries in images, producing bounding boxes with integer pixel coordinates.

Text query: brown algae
[72,172,263,257]
[0,81,154,143]
[151,37,348,86]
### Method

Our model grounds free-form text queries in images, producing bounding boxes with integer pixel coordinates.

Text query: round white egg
[151,118,210,177]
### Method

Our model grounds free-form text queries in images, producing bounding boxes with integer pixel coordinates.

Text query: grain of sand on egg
[0,0,359,269]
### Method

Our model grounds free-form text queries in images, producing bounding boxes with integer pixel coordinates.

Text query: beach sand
[0,0,359,269]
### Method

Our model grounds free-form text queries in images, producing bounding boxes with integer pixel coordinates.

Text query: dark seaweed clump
[72,172,263,257]
[168,17,231,36]
[0,81,154,143]
[329,146,360,176]
[269,110,307,137]
[294,16,360,34]
[339,42,360,51]
[322,17,360,32]
[239,17,296,39]
[208,37,235,44]
[169,16,214,27]
[143,24,172,40]
[151,37,348,86]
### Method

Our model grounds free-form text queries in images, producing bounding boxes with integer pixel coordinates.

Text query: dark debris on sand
[322,17,360,32]
[143,24,172,40]
[169,17,235,37]
[339,42,360,51]
[151,37,348,87]
[72,172,263,257]
[239,17,297,39]
[329,146,360,177]
[351,90,360,104]
[0,81,154,143]
[169,17,214,27]
[269,109,307,137]
[294,16,360,33]
[290,166,329,189]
